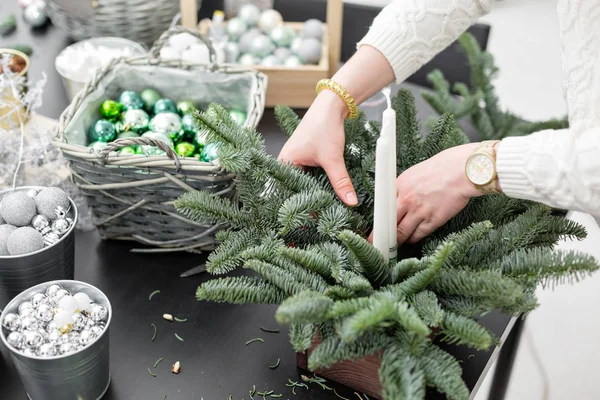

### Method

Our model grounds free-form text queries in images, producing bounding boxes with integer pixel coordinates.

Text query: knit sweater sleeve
[496,0,600,217]
[357,0,494,83]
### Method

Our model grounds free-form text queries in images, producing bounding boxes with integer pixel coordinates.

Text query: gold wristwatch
[465,140,502,194]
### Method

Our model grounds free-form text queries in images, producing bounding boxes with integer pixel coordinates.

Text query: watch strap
[472,140,502,195]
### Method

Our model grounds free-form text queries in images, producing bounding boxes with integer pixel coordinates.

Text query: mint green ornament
[121,109,150,133]
[120,146,137,155]
[153,98,177,115]
[118,91,144,110]
[99,100,121,120]
[176,142,196,157]
[117,131,140,140]
[88,141,108,152]
[140,88,162,112]
[88,120,116,143]
[177,100,197,115]
[140,131,173,156]
[201,143,219,162]
[229,109,247,125]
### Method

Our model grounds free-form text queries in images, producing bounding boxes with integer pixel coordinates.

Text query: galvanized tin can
[0,280,112,400]
[0,187,78,310]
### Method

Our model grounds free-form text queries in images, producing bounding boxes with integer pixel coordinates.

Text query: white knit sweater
[359,0,600,217]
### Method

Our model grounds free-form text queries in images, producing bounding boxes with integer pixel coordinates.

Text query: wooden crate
[179,0,343,108]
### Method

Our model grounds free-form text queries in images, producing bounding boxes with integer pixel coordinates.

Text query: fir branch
[440,311,494,350]
[392,258,426,284]
[438,296,493,318]
[379,345,426,400]
[393,89,422,172]
[270,255,331,293]
[175,190,252,228]
[410,291,445,328]
[308,332,390,370]
[317,204,352,239]
[244,259,312,296]
[420,113,455,161]
[274,105,301,137]
[206,229,260,274]
[275,290,334,324]
[289,323,316,352]
[278,246,332,278]
[420,345,469,400]
[278,190,334,235]
[339,230,390,287]
[394,243,455,296]
[196,276,285,304]
[337,269,374,294]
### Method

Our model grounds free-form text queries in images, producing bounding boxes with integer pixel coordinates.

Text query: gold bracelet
[315,79,359,119]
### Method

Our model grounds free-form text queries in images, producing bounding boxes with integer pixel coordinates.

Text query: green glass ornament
[175,142,196,157]
[153,98,178,115]
[149,112,182,136]
[114,121,125,134]
[88,120,116,143]
[99,100,122,120]
[121,109,150,133]
[177,100,198,115]
[88,141,108,152]
[140,131,173,156]
[201,143,219,162]
[118,90,144,111]
[229,109,247,125]
[181,113,200,133]
[117,131,140,140]
[140,88,162,112]
[120,146,137,155]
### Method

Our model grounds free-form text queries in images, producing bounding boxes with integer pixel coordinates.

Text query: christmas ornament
[38,342,57,357]
[149,112,182,137]
[73,292,92,312]
[274,47,292,62]
[301,18,324,40]
[88,120,117,143]
[23,330,43,348]
[175,142,195,157]
[224,42,241,63]
[71,313,88,332]
[35,187,70,221]
[140,88,162,112]
[226,18,248,41]
[88,141,108,153]
[117,131,140,140]
[43,230,60,247]
[238,3,261,27]
[47,330,60,343]
[0,224,17,255]
[18,307,35,319]
[238,28,261,53]
[284,55,303,68]
[2,313,20,331]
[119,146,137,155]
[35,303,53,322]
[51,217,70,236]
[153,98,178,115]
[99,100,122,120]
[50,289,70,307]
[23,3,48,28]
[250,35,275,58]
[229,109,247,125]
[201,143,219,162]
[7,331,23,348]
[1,191,37,227]
[258,9,283,34]
[26,189,39,198]
[238,53,258,66]
[78,330,96,346]
[89,304,108,322]
[296,37,322,64]
[30,292,48,307]
[58,342,76,355]
[58,295,78,314]
[181,113,200,133]
[290,37,303,54]
[45,284,62,297]
[260,55,281,67]
[53,309,73,328]
[20,316,39,332]
[176,100,197,115]
[195,130,207,148]
[31,214,49,231]
[18,301,33,316]
[181,43,210,63]
[118,90,144,111]
[7,227,44,255]
[270,25,294,47]
[140,131,172,156]
[121,109,150,133]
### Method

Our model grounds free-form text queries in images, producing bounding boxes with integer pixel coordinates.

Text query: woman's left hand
[375,143,484,244]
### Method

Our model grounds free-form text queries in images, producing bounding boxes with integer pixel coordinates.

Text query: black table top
[0,3,513,399]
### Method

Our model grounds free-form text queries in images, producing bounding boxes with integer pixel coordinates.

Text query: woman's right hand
[278,90,358,206]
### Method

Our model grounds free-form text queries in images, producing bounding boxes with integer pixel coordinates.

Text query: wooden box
[179,0,343,108]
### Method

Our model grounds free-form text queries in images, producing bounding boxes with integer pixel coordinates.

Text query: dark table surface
[0,3,512,399]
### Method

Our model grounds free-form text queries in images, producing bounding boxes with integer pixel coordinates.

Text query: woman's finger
[396,213,423,245]
[407,221,434,244]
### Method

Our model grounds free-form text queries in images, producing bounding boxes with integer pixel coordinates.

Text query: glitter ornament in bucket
[0,280,111,400]
[0,187,78,310]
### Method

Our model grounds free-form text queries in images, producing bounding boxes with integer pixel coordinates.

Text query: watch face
[466,154,495,185]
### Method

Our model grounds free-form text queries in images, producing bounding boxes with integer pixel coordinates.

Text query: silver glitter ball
[23,330,43,348]
[238,3,260,27]
[238,28,262,53]
[296,37,322,64]
[258,9,283,34]
[26,189,39,198]
[38,342,58,357]
[2,313,21,331]
[7,331,24,348]
[226,17,248,41]
[50,288,70,306]
[31,214,50,231]
[90,326,104,337]
[7,227,44,255]
[35,187,69,220]
[30,292,49,307]
[249,34,275,58]
[0,224,17,255]
[72,313,89,332]
[35,303,54,322]
[20,316,40,331]
[0,191,37,227]
[18,301,34,315]
[78,330,96,346]
[21,347,37,357]
[89,304,108,322]
[51,218,70,236]
[45,284,63,297]
[301,18,324,40]
[58,342,76,355]
[47,330,61,343]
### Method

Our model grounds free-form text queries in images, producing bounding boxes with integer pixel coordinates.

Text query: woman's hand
[389,143,483,244]
[278,90,358,206]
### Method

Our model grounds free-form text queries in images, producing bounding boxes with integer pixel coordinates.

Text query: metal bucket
[0,187,78,310]
[0,280,112,400]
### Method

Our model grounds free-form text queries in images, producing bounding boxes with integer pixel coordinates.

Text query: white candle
[373,134,390,263]
[382,90,397,265]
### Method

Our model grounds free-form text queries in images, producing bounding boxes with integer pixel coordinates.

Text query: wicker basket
[53,26,268,253]
[46,0,192,44]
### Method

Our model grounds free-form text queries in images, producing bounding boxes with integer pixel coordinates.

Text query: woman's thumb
[323,160,358,206]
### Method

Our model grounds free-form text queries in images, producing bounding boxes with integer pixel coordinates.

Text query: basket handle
[97,137,182,170]
[149,26,217,68]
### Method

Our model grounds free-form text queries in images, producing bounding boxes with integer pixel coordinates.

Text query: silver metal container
[0,280,112,400]
[0,187,78,310]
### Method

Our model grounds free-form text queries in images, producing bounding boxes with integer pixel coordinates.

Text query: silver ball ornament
[35,187,70,220]
[20,316,40,332]
[7,227,44,255]
[51,218,70,236]
[0,224,17,255]
[7,331,24,348]
[60,331,79,344]
[22,347,37,357]
[258,9,283,34]
[238,53,258,66]
[58,342,76,355]
[270,25,294,47]
[2,313,21,331]
[1,191,37,227]
[31,214,50,231]
[250,35,275,58]
[78,330,96,346]
[35,303,54,322]
[23,330,43,348]
[238,3,261,27]
[43,230,60,247]
[46,320,58,333]
[30,292,48,307]
[290,37,303,54]
[26,189,39,198]
[38,343,58,357]
[45,284,63,297]
[226,17,248,41]
[89,304,108,322]
[260,55,281,67]
[301,18,324,40]
[23,2,48,27]
[238,28,262,53]
[90,325,104,337]
[18,301,34,315]
[284,55,303,68]
[72,313,89,332]
[47,330,61,343]
[121,109,150,133]
[274,47,292,62]
[296,37,322,64]
[149,112,182,136]
[50,289,71,306]
[224,42,240,63]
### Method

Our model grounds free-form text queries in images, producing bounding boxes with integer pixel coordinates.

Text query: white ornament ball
[290,37,303,54]
[226,17,248,41]
[270,25,294,47]
[35,187,70,220]
[159,46,181,60]
[7,331,24,348]
[238,3,261,27]
[168,32,200,51]
[181,43,210,64]
[7,227,44,256]
[296,37,322,64]
[250,34,275,58]
[260,55,282,67]
[149,112,182,136]
[301,18,324,40]
[0,224,17,255]
[53,309,73,327]
[238,53,258,66]
[274,47,292,62]
[258,9,283,34]
[23,3,48,27]
[50,288,70,305]
[58,295,79,314]
[73,292,92,312]
[238,28,262,53]
[2,313,20,331]
[38,343,58,357]
[224,42,240,63]
[1,191,37,227]
[284,55,304,68]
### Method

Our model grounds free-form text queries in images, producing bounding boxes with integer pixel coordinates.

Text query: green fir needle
[151,323,157,341]
[250,384,256,396]
[333,388,349,400]
[260,326,280,333]
[269,358,281,369]
[245,337,264,345]
[149,290,160,300]
[174,317,187,322]
[147,367,156,377]
[270,395,283,398]
[175,333,184,342]
[154,357,164,368]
